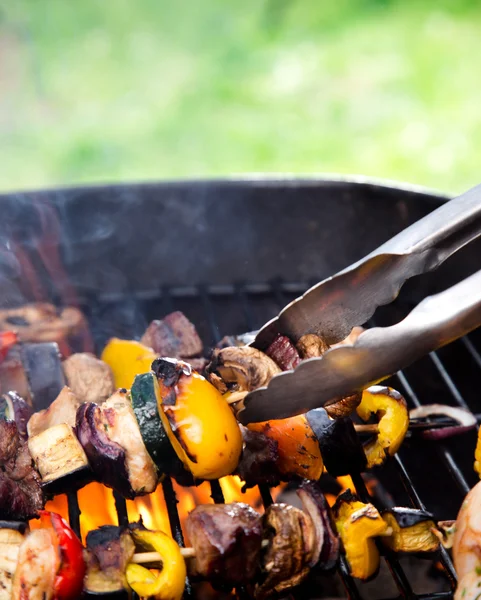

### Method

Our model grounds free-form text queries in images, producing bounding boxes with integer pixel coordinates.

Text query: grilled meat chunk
[236,427,282,488]
[265,334,301,371]
[141,311,203,358]
[84,526,135,594]
[63,352,115,404]
[77,391,157,498]
[101,391,157,494]
[255,504,314,599]
[27,386,81,437]
[186,502,263,586]
[0,420,43,520]
[12,528,58,600]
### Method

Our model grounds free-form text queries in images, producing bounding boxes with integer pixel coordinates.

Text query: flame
[33,474,353,543]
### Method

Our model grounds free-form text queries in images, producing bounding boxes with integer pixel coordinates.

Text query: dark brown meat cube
[141,311,203,358]
[186,502,263,586]
[84,526,135,594]
[265,334,301,371]
[236,427,282,488]
[0,420,44,520]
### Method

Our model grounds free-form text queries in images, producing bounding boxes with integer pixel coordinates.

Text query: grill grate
[65,280,481,600]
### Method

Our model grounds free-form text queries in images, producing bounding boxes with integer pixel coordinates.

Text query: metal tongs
[237,182,481,424]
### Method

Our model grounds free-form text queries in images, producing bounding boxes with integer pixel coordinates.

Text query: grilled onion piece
[297,480,340,570]
[185,502,262,586]
[0,391,32,439]
[356,386,409,468]
[296,334,330,359]
[381,508,439,553]
[333,490,388,580]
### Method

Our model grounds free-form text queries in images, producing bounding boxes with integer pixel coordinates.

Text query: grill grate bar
[428,351,469,410]
[351,473,415,599]
[461,335,481,369]
[66,490,81,539]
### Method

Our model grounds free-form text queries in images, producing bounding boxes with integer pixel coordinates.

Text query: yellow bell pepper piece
[101,338,158,390]
[158,368,243,480]
[474,428,481,477]
[334,492,388,580]
[356,385,409,468]
[126,530,186,600]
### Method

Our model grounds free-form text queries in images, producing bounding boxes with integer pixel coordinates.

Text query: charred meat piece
[265,334,301,371]
[206,346,281,404]
[27,386,81,437]
[186,502,263,586]
[141,311,203,358]
[255,504,313,599]
[84,526,135,595]
[0,391,32,439]
[236,427,283,488]
[63,352,115,404]
[11,528,58,600]
[0,420,44,520]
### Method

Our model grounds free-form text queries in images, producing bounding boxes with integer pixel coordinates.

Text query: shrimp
[453,480,481,599]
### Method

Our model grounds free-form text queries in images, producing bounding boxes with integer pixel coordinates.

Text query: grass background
[0,0,480,195]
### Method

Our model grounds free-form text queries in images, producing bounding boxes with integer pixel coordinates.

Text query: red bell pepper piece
[39,510,86,600]
[0,331,18,361]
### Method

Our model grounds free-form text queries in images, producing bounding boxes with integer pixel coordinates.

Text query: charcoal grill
[1,176,481,600]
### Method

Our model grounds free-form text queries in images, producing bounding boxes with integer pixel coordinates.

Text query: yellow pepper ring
[334,494,388,580]
[126,530,186,600]
[356,385,409,469]
[158,370,243,480]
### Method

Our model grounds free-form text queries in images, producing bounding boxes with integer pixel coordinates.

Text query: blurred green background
[0,0,480,195]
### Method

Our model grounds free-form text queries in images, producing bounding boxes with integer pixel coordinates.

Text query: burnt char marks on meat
[84,526,135,593]
[265,334,301,371]
[186,502,263,586]
[141,311,203,358]
[0,420,44,520]
[236,427,283,489]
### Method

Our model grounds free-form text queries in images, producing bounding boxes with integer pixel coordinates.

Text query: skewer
[353,417,471,435]
[132,539,270,565]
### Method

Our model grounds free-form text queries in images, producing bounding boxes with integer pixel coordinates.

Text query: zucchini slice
[131,372,185,476]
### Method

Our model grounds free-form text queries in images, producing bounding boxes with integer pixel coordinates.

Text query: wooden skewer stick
[132,539,270,565]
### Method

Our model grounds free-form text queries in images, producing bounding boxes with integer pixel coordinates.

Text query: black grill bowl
[1,176,480,600]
